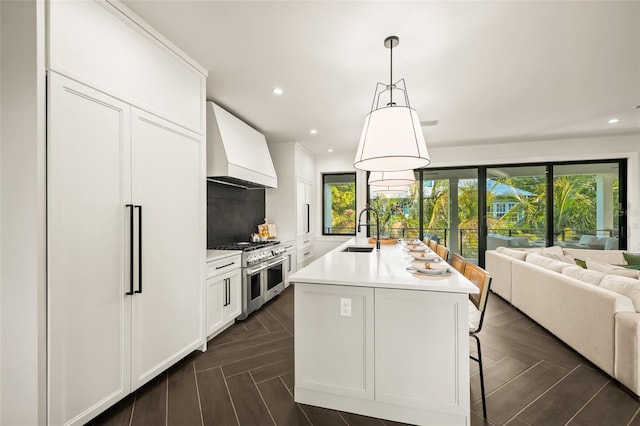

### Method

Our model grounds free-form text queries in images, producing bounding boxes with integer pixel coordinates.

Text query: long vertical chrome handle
[135,205,142,294]
[126,205,135,295]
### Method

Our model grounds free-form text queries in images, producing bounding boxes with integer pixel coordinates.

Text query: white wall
[0,1,47,424]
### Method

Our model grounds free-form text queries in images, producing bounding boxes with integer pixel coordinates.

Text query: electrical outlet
[340,298,352,317]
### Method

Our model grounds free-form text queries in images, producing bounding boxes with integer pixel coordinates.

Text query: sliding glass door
[486,165,547,251]
[552,162,624,250]
[422,168,479,262]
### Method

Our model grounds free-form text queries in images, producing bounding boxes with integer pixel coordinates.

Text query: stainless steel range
[211,241,286,320]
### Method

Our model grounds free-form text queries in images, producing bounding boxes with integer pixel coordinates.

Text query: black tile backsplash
[207,181,265,247]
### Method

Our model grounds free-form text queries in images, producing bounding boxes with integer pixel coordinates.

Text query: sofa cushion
[623,252,640,266]
[537,246,575,264]
[526,253,573,273]
[562,265,607,285]
[496,246,528,261]
[586,259,640,279]
[600,275,640,312]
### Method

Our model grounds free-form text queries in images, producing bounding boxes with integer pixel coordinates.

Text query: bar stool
[464,263,492,419]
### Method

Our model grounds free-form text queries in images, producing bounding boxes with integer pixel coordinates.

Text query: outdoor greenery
[365,171,619,258]
[326,182,356,234]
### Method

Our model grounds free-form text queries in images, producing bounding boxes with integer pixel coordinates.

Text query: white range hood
[207,101,278,189]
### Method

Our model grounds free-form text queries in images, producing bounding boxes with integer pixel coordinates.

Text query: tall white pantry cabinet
[46,1,207,425]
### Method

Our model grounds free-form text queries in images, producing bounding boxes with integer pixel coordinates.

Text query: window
[322,173,356,235]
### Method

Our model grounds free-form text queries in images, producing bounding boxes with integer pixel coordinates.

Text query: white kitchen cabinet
[296,179,314,237]
[129,107,204,390]
[295,284,375,400]
[206,254,242,338]
[48,73,205,425]
[297,235,315,270]
[266,143,316,263]
[48,72,132,426]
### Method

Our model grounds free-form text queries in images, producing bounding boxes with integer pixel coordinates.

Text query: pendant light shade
[368,170,416,187]
[371,185,410,195]
[354,36,431,172]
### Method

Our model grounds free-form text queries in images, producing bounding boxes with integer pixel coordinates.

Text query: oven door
[263,256,286,303]
[242,263,267,319]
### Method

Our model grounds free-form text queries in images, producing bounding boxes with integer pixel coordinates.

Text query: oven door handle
[267,257,286,268]
[245,264,268,275]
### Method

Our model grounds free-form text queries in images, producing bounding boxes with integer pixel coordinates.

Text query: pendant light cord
[389,40,393,106]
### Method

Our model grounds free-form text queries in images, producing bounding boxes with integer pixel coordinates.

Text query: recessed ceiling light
[310,129,318,135]
[272,87,283,95]
[608,118,619,124]
[328,148,333,153]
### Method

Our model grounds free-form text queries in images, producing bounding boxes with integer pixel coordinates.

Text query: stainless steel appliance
[211,241,286,320]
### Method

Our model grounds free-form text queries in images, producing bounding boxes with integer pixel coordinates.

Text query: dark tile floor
[89,287,640,426]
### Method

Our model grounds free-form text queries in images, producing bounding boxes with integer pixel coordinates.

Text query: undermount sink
[342,246,374,253]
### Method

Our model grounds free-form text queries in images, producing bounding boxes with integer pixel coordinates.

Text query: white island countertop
[290,237,478,294]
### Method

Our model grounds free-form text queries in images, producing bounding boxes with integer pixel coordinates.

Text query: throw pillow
[600,275,640,312]
[623,252,640,266]
[495,246,528,261]
[574,258,587,269]
[586,259,640,279]
[539,246,575,264]
[562,265,607,285]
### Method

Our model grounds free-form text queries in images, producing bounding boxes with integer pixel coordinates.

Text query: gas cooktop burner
[212,241,280,251]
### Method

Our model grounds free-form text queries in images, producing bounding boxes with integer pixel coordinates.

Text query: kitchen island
[290,237,479,426]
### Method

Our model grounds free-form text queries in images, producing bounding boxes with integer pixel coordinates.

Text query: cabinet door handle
[306,203,310,233]
[227,278,231,305]
[126,205,135,295]
[135,205,142,294]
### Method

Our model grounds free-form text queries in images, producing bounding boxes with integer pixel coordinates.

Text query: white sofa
[485,247,640,395]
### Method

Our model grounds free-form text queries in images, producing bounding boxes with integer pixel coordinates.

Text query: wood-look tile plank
[339,411,385,425]
[566,381,640,425]
[195,331,292,372]
[299,404,347,425]
[130,373,167,426]
[197,367,239,426]
[254,308,285,332]
[517,365,608,425]
[629,409,640,426]
[251,358,294,383]
[242,314,265,331]
[92,394,134,426]
[470,411,493,426]
[380,420,413,426]
[208,325,271,346]
[470,356,533,404]
[256,377,310,425]
[471,361,568,424]
[167,360,202,425]
[222,346,293,377]
[280,372,294,391]
[485,308,524,327]
[503,417,530,426]
[226,372,275,425]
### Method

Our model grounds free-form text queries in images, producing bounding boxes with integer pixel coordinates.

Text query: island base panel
[295,388,467,426]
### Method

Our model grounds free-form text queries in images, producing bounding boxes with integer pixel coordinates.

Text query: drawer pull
[304,251,311,256]
[215,262,235,270]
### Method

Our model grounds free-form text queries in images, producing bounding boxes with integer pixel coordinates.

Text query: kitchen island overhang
[290,238,479,426]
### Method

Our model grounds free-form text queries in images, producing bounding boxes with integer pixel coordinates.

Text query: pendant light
[371,185,410,196]
[354,36,431,172]
[368,170,416,187]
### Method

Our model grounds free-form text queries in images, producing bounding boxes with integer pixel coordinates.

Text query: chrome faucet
[357,207,381,251]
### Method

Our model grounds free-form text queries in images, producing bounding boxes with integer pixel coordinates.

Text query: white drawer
[297,245,315,265]
[206,254,241,278]
[297,235,314,250]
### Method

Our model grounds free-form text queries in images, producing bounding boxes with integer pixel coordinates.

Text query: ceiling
[122,0,640,157]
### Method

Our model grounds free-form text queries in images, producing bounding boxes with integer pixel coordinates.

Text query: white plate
[407,245,429,252]
[407,266,451,275]
[408,251,439,260]
[412,260,447,270]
